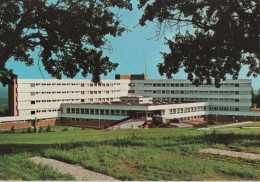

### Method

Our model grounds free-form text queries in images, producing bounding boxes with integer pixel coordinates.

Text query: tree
[253,89,260,107]
[0,0,132,86]
[138,0,259,87]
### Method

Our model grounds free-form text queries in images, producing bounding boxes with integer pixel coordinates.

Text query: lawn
[0,127,259,181]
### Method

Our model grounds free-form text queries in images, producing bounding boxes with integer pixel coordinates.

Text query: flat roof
[62,101,206,107]
[120,96,152,99]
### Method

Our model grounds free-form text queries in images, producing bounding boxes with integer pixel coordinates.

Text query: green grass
[0,128,260,180]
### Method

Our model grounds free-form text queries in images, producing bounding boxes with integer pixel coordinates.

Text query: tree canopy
[0,0,132,86]
[138,0,259,87]
[253,89,260,107]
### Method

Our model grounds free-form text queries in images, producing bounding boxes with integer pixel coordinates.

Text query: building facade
[1,74,258,128]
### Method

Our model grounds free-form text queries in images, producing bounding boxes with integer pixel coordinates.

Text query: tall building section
[14,79,131,118]
[129,79,252,113]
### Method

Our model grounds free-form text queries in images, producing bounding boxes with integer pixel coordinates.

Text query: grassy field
[0,127,260,180]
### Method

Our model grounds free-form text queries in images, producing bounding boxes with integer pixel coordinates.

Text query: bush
[39,127,43,133]
[10,125,15,134]
[27,127,32,133]
[62,127,69,131]
[46,124,51,132]
[143,121,148,126]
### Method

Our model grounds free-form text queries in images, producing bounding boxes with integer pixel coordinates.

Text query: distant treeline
[0,84,8,98]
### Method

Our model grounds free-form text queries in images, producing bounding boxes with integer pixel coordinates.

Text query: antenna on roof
[142,50,147,76]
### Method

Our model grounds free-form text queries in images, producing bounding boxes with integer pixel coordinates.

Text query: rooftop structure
[120,96,153,105]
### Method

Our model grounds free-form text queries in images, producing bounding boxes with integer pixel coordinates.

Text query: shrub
[27,127,32,133]
[46,124,51,132]
[62,127,69,131]
[39,127,43,133]
[10,125,15,134]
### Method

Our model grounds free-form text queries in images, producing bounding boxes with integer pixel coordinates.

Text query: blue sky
[3,2,260,90]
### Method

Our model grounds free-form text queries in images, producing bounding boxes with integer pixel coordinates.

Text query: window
[81,99,85,102]
[235,84,239,87]
[235,99,239,102]
[31,92,35,96]
[81,109,84,114]
[31,101,35,104]
[31,111,35,115]
[31,83,35,87]
[115,110,120,115]
[81,84,84,87]
[67,108,70,113]
[235,108,239,111]
[71,108,75,113]
[81,91,85,95]
[111,110,115,115]
[76,108,79,113]
[235,91,239,95]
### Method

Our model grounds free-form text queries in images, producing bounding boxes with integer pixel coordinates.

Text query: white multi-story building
[2,74,258,126]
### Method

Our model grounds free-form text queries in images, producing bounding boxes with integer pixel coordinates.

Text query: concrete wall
[207,115,260,124]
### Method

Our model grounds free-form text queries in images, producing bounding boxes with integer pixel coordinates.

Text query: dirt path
[29,156,117,181]
[199,148,260,160]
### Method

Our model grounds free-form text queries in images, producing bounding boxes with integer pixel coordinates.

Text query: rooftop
[61,101,206,107]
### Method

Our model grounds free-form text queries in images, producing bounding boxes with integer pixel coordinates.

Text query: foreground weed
[0,153,74,180]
